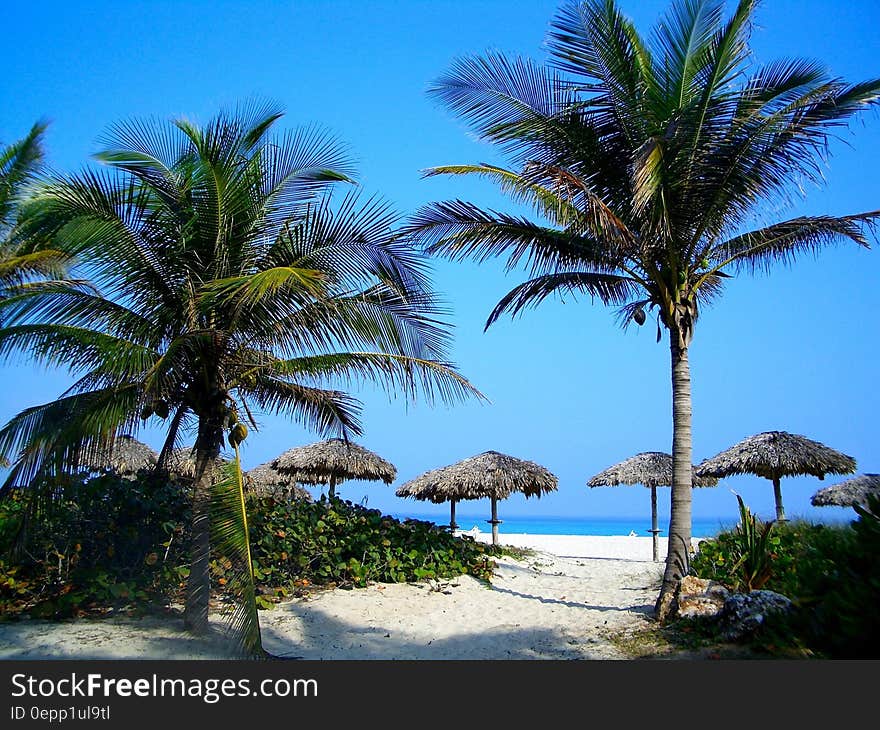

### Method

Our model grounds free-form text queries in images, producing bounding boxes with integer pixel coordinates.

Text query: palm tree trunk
[772,476,786,522]
[650,485,659,562]
[184,417,224,634]
[656,326,694,621]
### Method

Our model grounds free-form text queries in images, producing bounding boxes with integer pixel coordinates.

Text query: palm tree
[0,102,481,652]
[406,0,880,619]
[1,122,72,318]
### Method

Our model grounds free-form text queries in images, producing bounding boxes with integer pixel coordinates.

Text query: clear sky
[2,0,879,527]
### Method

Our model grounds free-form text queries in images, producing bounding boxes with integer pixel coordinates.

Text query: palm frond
[241,376,363,439]
[238,286,449,370]
[0,385,143,492]
[485,270,641,329]
[706,212,877,276]
[20,172,180,306]
[429,51,573,154]
[269,192,431,296]
[425,163,582,227]
[201,266,329,313]
[547,0,652,146]
[0,283,154,339]
[266,351,486,406]
[209,452,263,657]
[0,121,48,225]
[260,124,355,216]
[407,200,626,276]
[0,249,73,288]
[650,0,725,110]
[0,323,157,377]
[695,77,880,241]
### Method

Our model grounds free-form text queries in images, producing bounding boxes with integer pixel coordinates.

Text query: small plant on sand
[729,494,776,591]
[689,494,777,591]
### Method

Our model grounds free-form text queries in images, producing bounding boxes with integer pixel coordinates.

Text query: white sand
[0,535,691,660]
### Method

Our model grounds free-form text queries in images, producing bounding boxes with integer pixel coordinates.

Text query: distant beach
[394,514,737,538]
[394,512,855,538]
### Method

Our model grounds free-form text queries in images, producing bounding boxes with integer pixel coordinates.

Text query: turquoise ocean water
[391,513,739,538]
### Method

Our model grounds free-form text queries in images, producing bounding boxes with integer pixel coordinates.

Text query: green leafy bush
[691,517,853,598]
[807,494,880,657]
[690,498,879,657]
[0,472,190,618]
[0,473,497,618]
[236,494,497,608]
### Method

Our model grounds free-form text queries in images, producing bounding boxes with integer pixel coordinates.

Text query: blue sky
[2,0,879,527]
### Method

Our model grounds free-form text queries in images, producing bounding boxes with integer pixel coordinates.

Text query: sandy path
[0,538,668,660]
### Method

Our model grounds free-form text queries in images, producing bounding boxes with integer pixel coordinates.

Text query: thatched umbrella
[587,451,718,562]
[82,435,158,475]
[244,462,312,501]
[395,477,455,527]
[811,474,880,509]
[696,431,856,521]
[160,447,229,481]
[271,438,396,498]
[395,450,557,545]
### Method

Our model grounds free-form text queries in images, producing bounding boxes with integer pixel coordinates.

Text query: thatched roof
[395,450,558,503]
[244,462,312,501]
[160,447,229,479]
[695,431,856,481]
[395,478,448,504]
[811,474,880,508]
[271,439,396,485]
[588,452,718,489]
[81,435,158,475]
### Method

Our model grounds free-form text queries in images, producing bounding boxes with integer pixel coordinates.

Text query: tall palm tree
[0,102,480,652]
[406,0,879,619]
[1,121,72,318]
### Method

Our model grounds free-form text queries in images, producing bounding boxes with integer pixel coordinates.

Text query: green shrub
[239,495,497,607]
[809,494,880,657]
[0,472,190,618]
[690,499,879,657]
[0,473,497,618]
[691,518,854,598]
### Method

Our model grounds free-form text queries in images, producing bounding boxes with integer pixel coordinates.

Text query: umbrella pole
[328,474,337,499]
[450,499,457,531]
[488,497,501,546]
[773,476,786,522]
[650,485,660,562]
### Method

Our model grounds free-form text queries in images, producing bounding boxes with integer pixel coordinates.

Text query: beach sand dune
[0,535,678,660]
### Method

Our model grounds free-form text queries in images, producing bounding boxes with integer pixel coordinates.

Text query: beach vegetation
[0,103,481,654]
[245,493,497,596]
[689,495,880,656]
[0,472,190,619]
[728,493,776,591]
[0,471,497,620]
[404,0,880,620]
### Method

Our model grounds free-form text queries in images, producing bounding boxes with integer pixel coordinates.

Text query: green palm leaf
[209,450,263,657]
